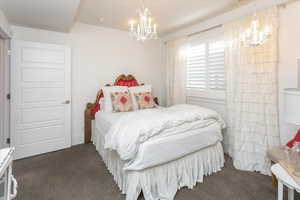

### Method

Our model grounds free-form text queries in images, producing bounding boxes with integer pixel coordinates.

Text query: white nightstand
[271,163,300,200]
[0,148,17,200]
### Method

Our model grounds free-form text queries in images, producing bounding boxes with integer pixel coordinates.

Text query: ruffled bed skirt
[93,127,225,200]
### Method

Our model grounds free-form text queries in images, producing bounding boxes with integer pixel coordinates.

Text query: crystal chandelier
[129,0,158,41]
[241,14,271,47]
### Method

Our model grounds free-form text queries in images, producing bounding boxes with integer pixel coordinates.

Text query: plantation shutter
[186,29,225,100]
[208,40,225,90]
[186,44,206,90]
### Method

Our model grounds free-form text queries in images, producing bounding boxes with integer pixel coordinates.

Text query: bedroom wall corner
[278,1,300,144]
[162,1,300,146]
[0,9,11,151]
[69,23,166,145]
[10,23,166,146]
[0,8,12,38]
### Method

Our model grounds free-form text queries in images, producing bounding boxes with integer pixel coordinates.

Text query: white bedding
[93,125,224,200]
[104,104,225,161]
[95,104,224,171]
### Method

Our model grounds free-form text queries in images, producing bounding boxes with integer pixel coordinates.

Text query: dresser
[0,148,17,200]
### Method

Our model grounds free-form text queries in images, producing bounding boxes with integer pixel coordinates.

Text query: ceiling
[77,0,253,35]
[0,0,80,32]
[0,0,253,35]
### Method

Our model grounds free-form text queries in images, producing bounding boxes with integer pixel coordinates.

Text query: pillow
[111,91,133,112]
[128,85,152,110]
[134,92,156,110]
[102,86,128,112]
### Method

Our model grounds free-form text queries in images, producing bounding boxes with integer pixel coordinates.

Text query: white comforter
[104,104,225,161]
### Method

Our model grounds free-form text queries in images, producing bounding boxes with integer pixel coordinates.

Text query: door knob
[62,100,71,104]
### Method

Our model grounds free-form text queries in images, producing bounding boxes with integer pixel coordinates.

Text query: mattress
[94,110,223,171]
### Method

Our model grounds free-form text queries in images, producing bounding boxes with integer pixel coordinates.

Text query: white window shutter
[186,44,206,90]
[186,37,225,100]
[208,40,225,90]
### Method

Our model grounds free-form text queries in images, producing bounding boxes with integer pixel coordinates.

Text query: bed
[84,74,225,200]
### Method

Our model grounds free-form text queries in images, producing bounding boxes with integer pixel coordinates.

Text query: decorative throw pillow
[128,85,152,110]
[111,91,133,112]
[102,86,128,112]
[134,92,156,109]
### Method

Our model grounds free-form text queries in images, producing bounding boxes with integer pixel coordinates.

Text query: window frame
[186,28,226,101]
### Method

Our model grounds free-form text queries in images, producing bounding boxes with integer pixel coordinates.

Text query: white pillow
[102,86,128,112]
[128,85,152,110]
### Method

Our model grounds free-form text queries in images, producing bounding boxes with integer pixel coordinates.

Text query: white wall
[278,1,300,144]
[163,0,289,41]
[10,1,300,147]
[11,23,166,145]
[0,39,5,149]
[0,9,12,38]
[0,9,11,150]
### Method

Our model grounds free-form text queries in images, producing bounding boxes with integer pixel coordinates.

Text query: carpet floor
[12,144,298,200]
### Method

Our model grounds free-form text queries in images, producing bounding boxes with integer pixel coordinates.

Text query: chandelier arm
[254,1,257,17]
[240,1,271,48]
[129,0,158,41]
[140,0,146,10]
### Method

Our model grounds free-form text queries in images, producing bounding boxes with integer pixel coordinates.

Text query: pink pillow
[111,91,133,112]
[134,92,156,109]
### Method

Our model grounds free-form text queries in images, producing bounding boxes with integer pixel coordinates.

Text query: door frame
[0,35,10,149]
[10,40,72,158]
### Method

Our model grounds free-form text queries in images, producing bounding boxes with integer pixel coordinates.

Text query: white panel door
[11,40,71,159]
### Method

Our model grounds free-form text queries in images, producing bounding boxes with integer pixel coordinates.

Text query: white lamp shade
[284,88,300,125]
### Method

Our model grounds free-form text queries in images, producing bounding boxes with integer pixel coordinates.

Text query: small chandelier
[241,14,271,47]
[129,1,158,41]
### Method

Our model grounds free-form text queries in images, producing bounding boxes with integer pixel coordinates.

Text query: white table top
[0,148,14,177]
[271,163,300,192]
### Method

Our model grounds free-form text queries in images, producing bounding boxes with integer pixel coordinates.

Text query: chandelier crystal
[241,15,271,47]
[129,2,158,41]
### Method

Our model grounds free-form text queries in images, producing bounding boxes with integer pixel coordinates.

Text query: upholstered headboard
[84,74,158,143]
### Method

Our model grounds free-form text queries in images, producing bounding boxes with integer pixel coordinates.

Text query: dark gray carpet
[12,144,298,200]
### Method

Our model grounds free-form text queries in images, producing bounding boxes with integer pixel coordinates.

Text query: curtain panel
[165,38,189,106]
[224,7,280,175]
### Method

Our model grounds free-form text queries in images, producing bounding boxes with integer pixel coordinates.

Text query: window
[186,33,225,100]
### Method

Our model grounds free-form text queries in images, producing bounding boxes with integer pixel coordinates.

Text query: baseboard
[72,134,84,146]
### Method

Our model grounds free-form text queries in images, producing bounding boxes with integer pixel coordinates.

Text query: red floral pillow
[111,91,133,112]
[134,92,156,110]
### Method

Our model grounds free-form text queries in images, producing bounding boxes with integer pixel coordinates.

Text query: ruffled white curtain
[166,38,189,106]
[224,7,280,175]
